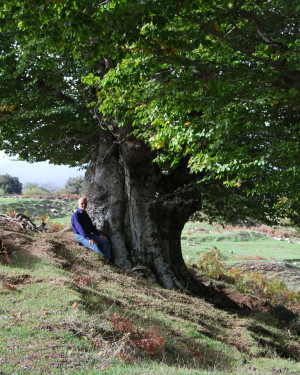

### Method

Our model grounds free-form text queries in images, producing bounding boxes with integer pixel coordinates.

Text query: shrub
[48,222,65,232]
[37,214,64,232]
[196,249,226,280]
[6,206,16,218]
[278,230,291,238]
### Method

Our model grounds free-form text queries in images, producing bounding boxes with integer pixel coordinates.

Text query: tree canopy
[0,174,22,195]
[64,176,86,196]
[0,1,299,223]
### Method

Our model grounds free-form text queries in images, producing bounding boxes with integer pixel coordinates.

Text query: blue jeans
[74,233,112,260]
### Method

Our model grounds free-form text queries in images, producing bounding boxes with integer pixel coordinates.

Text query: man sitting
[71,197,112,263]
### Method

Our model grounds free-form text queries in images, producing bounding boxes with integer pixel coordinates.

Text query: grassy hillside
[0,226,299,374]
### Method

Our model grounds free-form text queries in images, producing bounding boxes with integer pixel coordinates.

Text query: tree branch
[36,79,76,105]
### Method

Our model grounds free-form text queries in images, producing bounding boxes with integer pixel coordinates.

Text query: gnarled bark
[85,130,205,294]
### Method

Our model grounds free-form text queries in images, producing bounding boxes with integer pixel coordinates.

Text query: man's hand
[89,235,106,245]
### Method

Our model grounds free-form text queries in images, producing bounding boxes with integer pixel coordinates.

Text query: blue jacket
[71,209,100,240]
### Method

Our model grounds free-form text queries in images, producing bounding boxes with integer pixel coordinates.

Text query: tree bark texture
[85,130,205,294]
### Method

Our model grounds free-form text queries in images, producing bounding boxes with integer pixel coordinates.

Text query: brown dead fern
[0,238,11,264]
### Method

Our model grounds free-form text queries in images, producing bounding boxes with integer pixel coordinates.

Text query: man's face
[78,199,87,211]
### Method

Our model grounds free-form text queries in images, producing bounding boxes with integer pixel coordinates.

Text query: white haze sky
[0,151,84,189]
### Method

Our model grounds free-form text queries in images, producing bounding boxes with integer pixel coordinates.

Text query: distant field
[0,196,77,225]
[182,221,300,267]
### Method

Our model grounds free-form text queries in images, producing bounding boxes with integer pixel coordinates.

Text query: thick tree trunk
[85,130,205,294]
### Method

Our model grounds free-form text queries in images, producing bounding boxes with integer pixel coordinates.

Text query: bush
[196,249,226,280]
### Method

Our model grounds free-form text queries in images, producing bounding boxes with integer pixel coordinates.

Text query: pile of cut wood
[0,213,46,233]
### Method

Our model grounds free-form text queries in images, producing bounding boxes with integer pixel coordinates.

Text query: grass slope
[0,228,299,374]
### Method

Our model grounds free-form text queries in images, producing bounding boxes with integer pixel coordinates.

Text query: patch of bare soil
[231,261,300,292]
[212,283,271,312]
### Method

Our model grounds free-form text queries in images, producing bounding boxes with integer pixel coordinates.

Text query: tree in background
[22,183,51,196]
[42,182,59,195]
[0,174,22,195]
[0,1,299,292]
[64,176,86,196]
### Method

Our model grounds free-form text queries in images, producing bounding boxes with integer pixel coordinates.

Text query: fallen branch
[57,224,72,233]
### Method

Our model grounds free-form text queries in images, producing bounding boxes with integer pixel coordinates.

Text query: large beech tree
[0,1,299,292]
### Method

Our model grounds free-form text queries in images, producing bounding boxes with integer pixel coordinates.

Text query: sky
[0,151,85,189]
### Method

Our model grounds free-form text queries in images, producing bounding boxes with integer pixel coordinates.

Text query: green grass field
[182,222,300,267]
[0,196,77,224]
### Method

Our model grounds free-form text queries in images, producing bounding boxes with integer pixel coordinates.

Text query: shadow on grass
[71,285,235,371]
[0,232,79,271]
[0,233,43,271]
